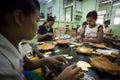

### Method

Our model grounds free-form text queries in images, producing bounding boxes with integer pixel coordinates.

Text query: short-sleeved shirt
[37,23,53,42]
[103,26,112,34]
[0,34,24,80]
[85,24,101,40]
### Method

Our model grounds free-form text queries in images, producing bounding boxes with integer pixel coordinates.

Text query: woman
[37,16,55,42]
[77,21,88,42]
[103,20,112,37]
[0,0,84,80]
[82,10,103,43]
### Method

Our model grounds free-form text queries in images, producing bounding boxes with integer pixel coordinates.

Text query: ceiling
[38,0,49,4]
[99,0,120,3]
[99,0,112,3]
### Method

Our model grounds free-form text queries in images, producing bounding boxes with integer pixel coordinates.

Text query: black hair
[104,20,110,24]
[0,0,40,25]
[86,10,98,20]
[82,21,88,25]
[47,16,55,22]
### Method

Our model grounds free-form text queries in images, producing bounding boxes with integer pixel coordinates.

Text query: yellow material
[55,50,60,53]
[30,56,45,78]
[44,51,52,55]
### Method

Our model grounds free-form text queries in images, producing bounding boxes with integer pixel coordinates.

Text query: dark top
[37,23,53,42]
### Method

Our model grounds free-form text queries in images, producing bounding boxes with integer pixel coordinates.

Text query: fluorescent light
[99,0,112,4]
[101,1,111,4]
[113,3,120,6]
[47,0,52,3]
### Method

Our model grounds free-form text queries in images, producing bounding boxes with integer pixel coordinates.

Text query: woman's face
[87,17,96,27]
[46,21,54,28]
[21,10,40,40]
[104,22,109,28]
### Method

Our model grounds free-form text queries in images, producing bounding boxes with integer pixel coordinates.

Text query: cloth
[19,43,33,58]
[0,34,24,80]
[23,56,45,80]
[18,43,45,80]
[103,26,112,34]
[103,26,112,37]
[84,24,100,40]
[37,23,53,42]
[77,26,82,33]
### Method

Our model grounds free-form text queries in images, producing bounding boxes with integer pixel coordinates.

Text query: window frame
[114,8,120,25]
[97,10,106,24]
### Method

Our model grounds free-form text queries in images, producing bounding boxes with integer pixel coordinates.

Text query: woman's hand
[47,56,66,66]
[83,38,89,42]
[56,64,84,80]
[47,33,53,36]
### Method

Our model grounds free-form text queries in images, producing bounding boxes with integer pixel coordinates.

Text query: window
[65,0,73,6]
[47,7,52,17]
[75,0,81,12]
[65,6,73,21]
[114,8,120,25]
[97,10,106,24]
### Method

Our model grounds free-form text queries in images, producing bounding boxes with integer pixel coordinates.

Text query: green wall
[79,0,97,25]
[40,4,45,14]
[111,3,120,38]
[39,0,79,28]
[40,0,64,21]
[98,3,111,20]
[99,3,120,37]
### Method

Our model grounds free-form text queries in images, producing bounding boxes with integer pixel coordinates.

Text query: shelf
[74,15,82,19]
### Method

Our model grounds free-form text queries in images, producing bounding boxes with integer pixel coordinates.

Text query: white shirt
[103,26,111,34]
[77,26,82,33]
[18,43,33,59]
[85,24,100,39]
[0,34,24,80]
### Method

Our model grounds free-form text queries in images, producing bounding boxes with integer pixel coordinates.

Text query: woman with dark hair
[37,16,55,42]
[77,21,88,42]
[0,0,84,80]
[103,20,112,37]
[82,10,103,43]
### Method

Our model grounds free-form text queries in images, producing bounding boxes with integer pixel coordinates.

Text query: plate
[37,43,55,51]
[89,43,106,48]
[76,46,93,54]
[96,49,119,55]
[56,39,69,45]
[106,33,113,36]
[90,57,120,75]
[70,42,83,46]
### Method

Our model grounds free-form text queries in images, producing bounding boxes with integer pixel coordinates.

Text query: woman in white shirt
[103,20,112,37]
[81,10,103,43]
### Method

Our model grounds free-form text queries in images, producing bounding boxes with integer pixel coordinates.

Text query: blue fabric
[23,70,44,80]
[37,23,53,42]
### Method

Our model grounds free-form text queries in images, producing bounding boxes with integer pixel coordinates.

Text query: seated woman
[81,10,103,43]
[103,20,112,37]
[37,16,55,42]
[77,21,88,42]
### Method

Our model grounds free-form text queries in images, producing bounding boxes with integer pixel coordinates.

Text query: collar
[0,34,22,70]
